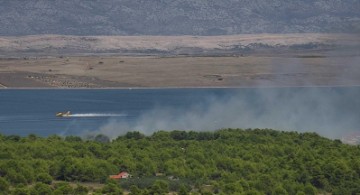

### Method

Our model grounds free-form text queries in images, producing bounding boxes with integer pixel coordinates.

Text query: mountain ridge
[1,0,359,36]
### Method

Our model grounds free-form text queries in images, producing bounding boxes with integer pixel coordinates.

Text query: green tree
[94,134,110,143]
[30,183,52,195]
[27,134,38,141]
[65,136,82,142]
[151,131,171,141]
[53,182,74,195]
[272,185,288,195]
[11,186,30,195]
[47,135,62,141]
[295,192,306,195]
[304,183,317,195]
[150,180,169,195]
[101,180,123,195]
[36,173,52,185]
[74,184,89,195]
[124,131,145,140]
[178,184,189,195]
[0,177,9,194]
[6,170,27,185]
[244,190,262,195]
[5,135,21,142]
[129,185,142,195]
[222,182,243,194]
[170,131,188,140]
[255,174,274,194]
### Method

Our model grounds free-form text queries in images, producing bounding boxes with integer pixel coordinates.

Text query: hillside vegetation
[0,0,359,36]
[1,129,360,194]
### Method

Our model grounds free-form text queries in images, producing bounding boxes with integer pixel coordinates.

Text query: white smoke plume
[89,87,360,140]
[87,42,360,140]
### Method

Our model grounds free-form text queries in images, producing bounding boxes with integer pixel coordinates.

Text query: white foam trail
[70,113,127,117]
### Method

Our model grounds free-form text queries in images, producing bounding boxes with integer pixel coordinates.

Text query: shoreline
[0,34,358,89]
[0,83,7,88]
[1,55,359,89]
[1,84,360,90]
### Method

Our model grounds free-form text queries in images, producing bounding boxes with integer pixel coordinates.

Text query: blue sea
[0,87,359,138]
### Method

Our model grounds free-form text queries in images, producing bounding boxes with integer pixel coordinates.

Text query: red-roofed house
[109,171,130,179]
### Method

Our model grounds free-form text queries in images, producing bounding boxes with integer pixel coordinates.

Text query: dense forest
[0,128,360,194]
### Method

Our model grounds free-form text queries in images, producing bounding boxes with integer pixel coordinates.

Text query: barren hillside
[0,0,359,36]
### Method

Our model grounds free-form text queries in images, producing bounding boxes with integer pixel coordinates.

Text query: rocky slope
[0,0,359,36]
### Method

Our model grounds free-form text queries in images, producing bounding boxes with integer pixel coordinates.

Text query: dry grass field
[0,34,358,53]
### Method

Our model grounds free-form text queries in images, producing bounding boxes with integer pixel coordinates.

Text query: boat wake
[0,113,127,124]
[69,113,127,117]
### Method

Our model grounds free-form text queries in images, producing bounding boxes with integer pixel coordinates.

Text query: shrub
[36,173,52,185]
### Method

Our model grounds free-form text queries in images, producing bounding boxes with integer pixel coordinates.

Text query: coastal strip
[0,83,7,88]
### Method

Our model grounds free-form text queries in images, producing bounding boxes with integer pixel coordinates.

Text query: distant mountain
[0,0,359,36]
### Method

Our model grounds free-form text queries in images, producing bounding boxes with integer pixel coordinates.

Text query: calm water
[0,87,359,138]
